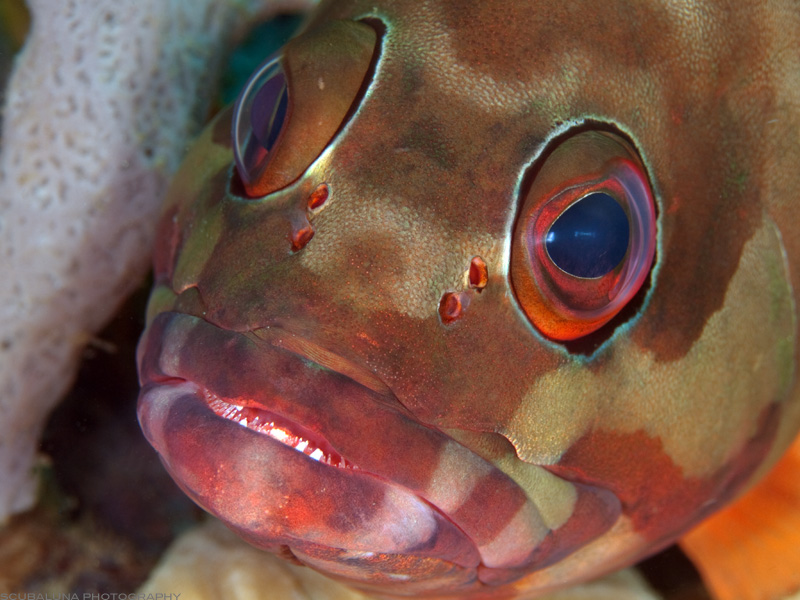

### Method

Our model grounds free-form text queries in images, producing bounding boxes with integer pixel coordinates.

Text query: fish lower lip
[204,392,357,469]
[137,378,482,575]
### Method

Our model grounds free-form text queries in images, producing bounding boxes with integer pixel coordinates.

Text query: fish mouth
[137,312,618,595]
[205,393,357,470]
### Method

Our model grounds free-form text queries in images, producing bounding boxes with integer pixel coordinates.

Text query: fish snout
[136,312,620,594]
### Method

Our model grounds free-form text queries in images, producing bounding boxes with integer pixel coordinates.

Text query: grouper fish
[136,1,800,598]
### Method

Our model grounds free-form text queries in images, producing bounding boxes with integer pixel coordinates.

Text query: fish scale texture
[0,0,314,521]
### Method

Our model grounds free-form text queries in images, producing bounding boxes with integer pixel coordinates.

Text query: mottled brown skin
[137,1,800,598]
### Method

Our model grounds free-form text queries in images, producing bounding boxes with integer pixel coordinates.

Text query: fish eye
[233,55,289,192]
[510,129,657,342]
[231,20,379,198]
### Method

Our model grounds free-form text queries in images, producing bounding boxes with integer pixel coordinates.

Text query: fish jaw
[136,311,621,596]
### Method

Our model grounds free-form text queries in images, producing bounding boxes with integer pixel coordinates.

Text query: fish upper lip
[138,313,415,480]
[206,322,399,472]
[143,321,386,472]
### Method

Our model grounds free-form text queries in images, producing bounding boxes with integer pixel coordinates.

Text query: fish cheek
[551,403,780,545]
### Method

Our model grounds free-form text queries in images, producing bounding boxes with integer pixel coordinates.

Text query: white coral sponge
[0,0,313,521]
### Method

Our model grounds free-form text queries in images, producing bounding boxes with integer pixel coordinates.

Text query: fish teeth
[205,394,355,469]
[268,427,291,443]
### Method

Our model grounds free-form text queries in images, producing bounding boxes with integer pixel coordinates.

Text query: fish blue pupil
[545,192,630,278]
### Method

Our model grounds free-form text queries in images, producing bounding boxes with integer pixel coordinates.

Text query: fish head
[137,2,800,597]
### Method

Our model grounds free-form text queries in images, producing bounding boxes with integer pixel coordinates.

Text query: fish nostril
[291,223,315,251]
[439,291,468,324]
[468,256,488,291]
[308,183,329,210]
